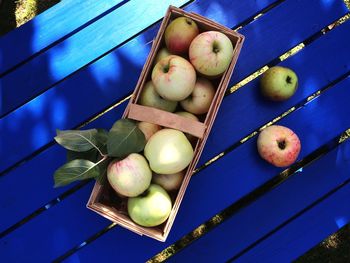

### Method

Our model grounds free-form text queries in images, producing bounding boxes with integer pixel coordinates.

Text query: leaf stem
[76,133,105,157]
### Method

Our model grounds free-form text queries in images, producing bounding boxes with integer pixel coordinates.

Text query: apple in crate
[154,47,172,64]
[260,66,298,101]
[144,129,194,174]
[189,31,234,77]
[180,78,216,114]
[128,184,172,227]
[152,171,184,191]
[139,81,177,112]
[165,16,199,54]
[152,55,196,101]
[137,121,161,142]
[107,153,152,197]
[257,125,301,167]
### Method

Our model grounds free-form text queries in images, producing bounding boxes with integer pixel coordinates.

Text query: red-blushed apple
[189,31,234,77]
[144,128,194,174]
[139,81,177,112]
[152,55,196,101]
[165,16,199,54]
[257,125,301,167]
[175,111,199,144]
[107,153,152,197]
[128,184,172,227]
[260,66,298,101]
[137,121,161,142]
[152,171,184,191]
[154,47,172,64]
[180,78,216,114]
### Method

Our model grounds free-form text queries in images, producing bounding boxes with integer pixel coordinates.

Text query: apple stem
[278,140,287,150]
[163,65,170,73]
[286,76,292,84]
[140,189,150,197]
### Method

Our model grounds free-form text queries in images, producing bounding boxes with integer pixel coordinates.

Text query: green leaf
[66,148,98,163]
[55,129,99,152]
[96,128,108,154]
[95,158,111,185]
[54,159,100,187]
[107,119,146,158]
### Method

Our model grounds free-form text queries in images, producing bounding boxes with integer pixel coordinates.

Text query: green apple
[152,55,196,101]
[165,16,199,54]
[139,81,177,112]
[155,47,172,64]
[128,184,172,227]
[260,66,298,101]
[107,153,152,197]
[189,31,234,77]
[180,78,216,114]
[144,128,194,174]
[152,171,184,191]
[137,121,161,142]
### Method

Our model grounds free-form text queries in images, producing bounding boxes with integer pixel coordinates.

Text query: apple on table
[257,125,301,167]
[260,66,298,101]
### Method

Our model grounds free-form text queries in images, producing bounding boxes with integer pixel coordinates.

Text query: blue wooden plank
[0,0,280,173]
[0,1,278,244]
[62,74,350,260]
[0,103,126,234]
[198,18,350,166]
[0,0,125,75]
[170,138,350,263]
[0,0,189,117]
[231,0,348,84]
[1,0,345,176]
[1,0,348,260]
[237,151,350,262]
[0,183,111,262]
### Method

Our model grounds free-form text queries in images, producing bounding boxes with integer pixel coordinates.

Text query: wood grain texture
[63,76,350,262]
[0,0,189,117]
[0,0,125,75]
[1,0,343,175]
[198,17,350,166]
[236,143,350,262]
[0,0,277,238]
[4,17,349,263]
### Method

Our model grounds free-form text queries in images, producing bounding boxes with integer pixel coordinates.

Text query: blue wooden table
[1,0,350,262]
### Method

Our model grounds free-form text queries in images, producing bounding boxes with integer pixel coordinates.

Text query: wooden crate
[87,5,244,242]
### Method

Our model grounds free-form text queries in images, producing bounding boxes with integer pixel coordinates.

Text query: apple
[152,171,184,191]
[144,128,194,174]
[180,78,216,114]
[257,125,301,167]
[165,16,199,54]
[152,55,196,101]
[128,184,172,227]
[260,66,298,101]
[155,47,172,64]
[139,81,177,112]
[189,31,234,77]
[137,122,161,142]
[107,153,152,197]
[175,111,198,143]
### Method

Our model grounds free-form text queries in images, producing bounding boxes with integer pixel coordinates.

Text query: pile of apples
[106,16,235,227]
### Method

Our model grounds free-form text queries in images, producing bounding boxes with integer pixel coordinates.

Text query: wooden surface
[0,0,349,262]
